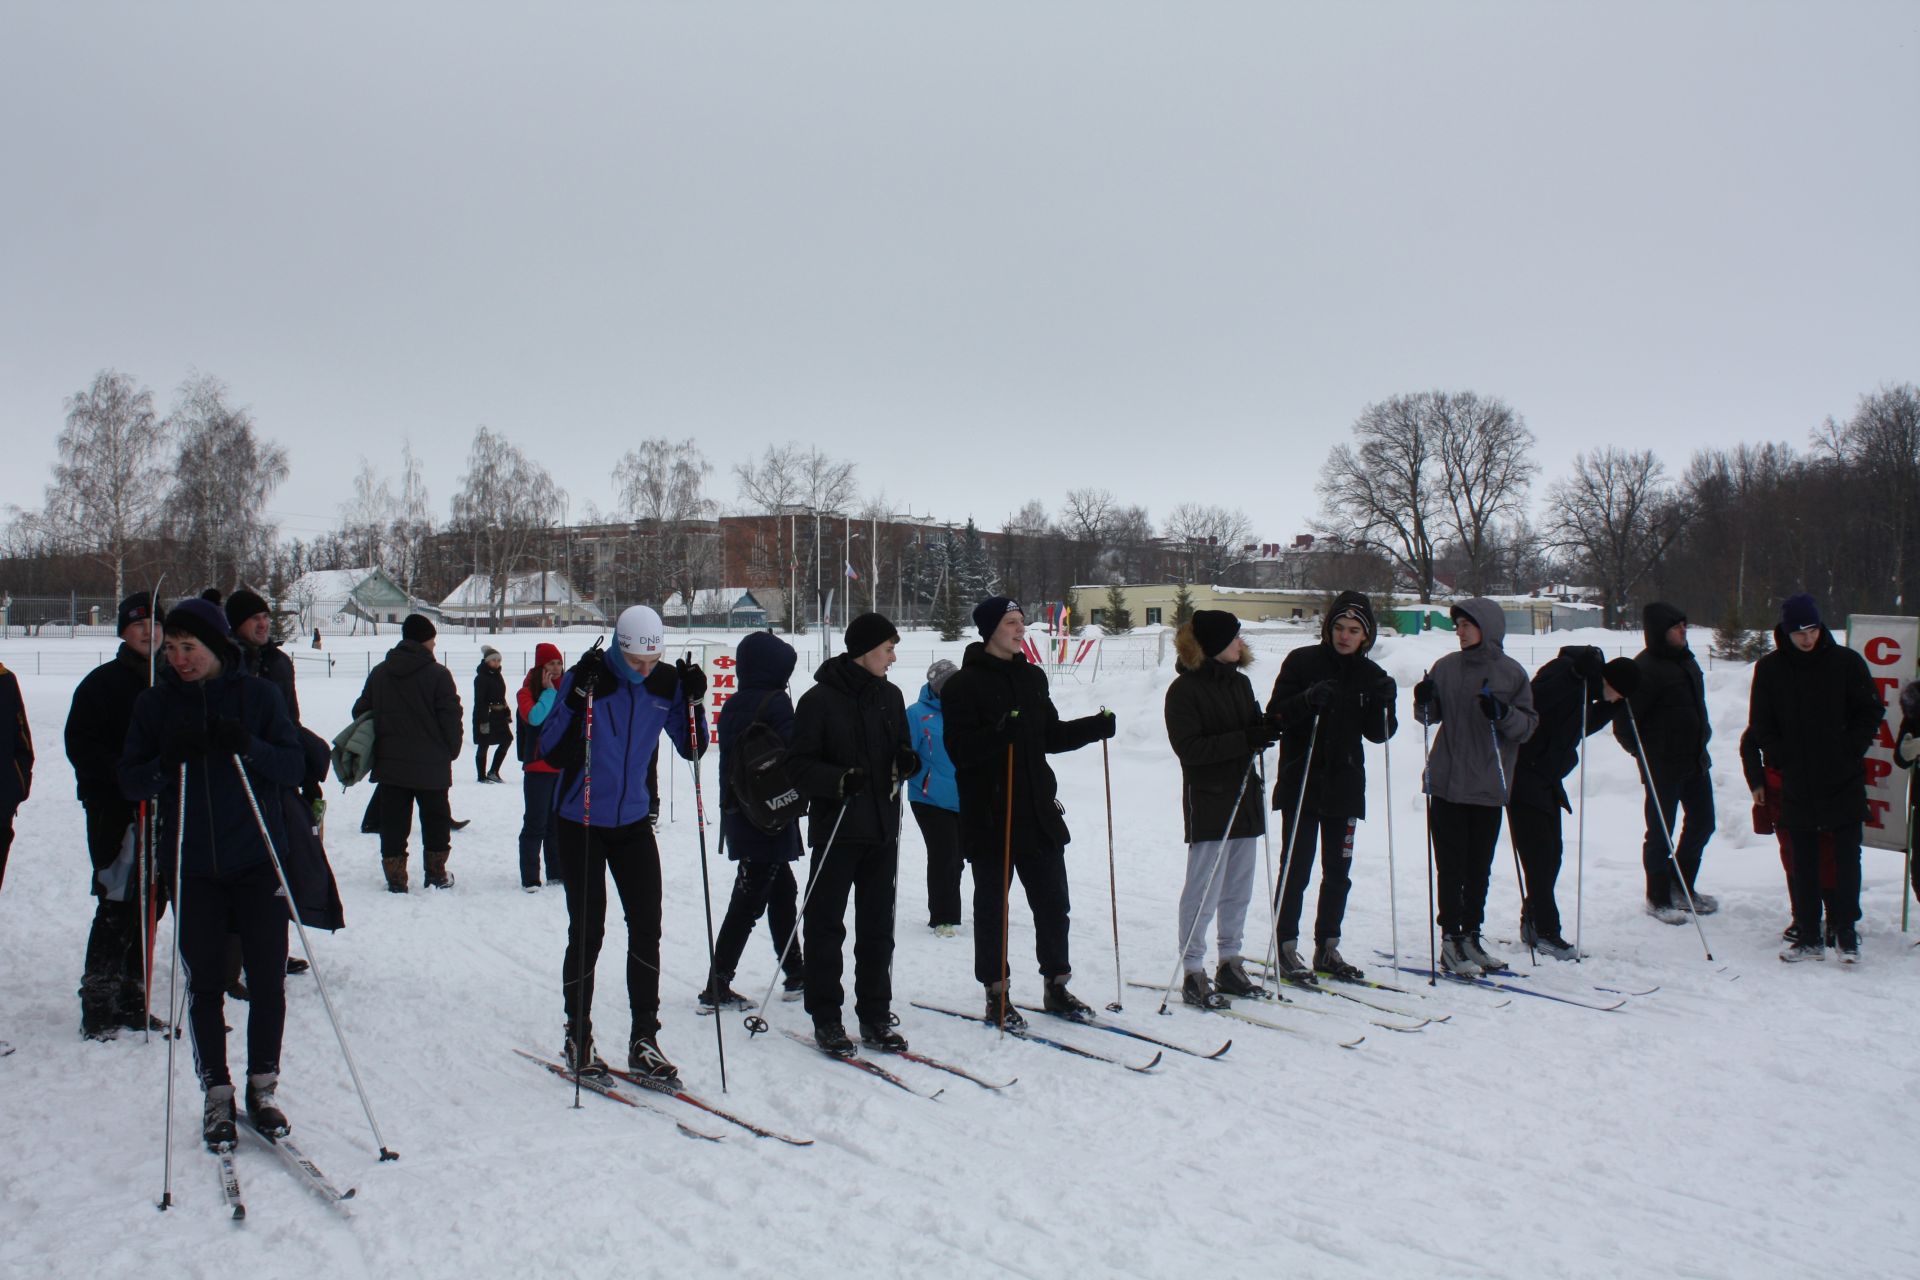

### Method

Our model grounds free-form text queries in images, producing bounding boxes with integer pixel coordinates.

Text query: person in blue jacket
[538,605,707,1084]
[119,597,306,1151]
[907,658,964,935]
[700,630,806,1009]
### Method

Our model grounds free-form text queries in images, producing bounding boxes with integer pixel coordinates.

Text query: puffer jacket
[65,643,152,807]
[789,654,912,850]
[1613,602,1711,783]
[717,631,804,862]
[1165,637,1267,842]
[0,664,30,810]
[1415,597,1537,807]
[906,684,959,813]
[352,641,463,790]
[1267,592,1397,819]
[1510,645,1618,815]
[1747,625,1882,829]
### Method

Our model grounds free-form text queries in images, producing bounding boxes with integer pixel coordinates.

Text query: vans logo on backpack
[730,705,805,835]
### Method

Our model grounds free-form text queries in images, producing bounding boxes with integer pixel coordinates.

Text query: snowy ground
[1,623,1915,1279]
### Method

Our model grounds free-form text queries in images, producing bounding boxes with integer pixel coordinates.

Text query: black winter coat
[717,632,804,863]
[1614,604,1711,784]
[240,639,300,726]
[0,664,30,810]
[473,662,512,746]
[65,643,152,808]
[789,655,911,850]
[1266,644,1396,820]
[1747,626,1882,829]
[941,642,1108,854]
[353,641,463,791]
[1511,646,1617,815]
[118,662,306,880]
[1165,658,1266,842]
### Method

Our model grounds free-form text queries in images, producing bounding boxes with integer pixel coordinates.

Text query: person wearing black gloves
[785,614,914,1055]
[1507,646,1637,958]
[353,613,463,891]
[1414,597,1537,977]
[118,597,307,1151]
[1164,610,1271,1007]
[536,604,708,1083]
[1265,591,1398,982]
[941,597,1116,1027]
[1748,594,1882,964]
[64,591,168,1039]
[1612,602,1717,923]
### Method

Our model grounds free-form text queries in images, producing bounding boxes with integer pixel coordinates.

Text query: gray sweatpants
[1177,837,1259,971]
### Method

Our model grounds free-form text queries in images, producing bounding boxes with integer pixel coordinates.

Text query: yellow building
[1077,583,1330,629]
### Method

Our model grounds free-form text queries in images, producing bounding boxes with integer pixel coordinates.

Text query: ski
[1124,982,1366,1047]
[1594,985,1661,997]
[1015,1003,1230,1060]
[242,1122,357,1206]
[780,1029,944,1099]
[1269,976,1438,1027]
[603,1066,815,1145]
[1245,955,1423,998]
[1381,966,1626,1011]
[514,1049,726,1141]
[909,1002,1162,1073]
[214,1148,245,1220]
[893,1047,1016,1090]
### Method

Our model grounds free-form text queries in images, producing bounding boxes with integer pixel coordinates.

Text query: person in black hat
[786,613,916,1055]
[353,612,463,891]
[1748,593,1882,964]
[63,591,168,1038]
[1612,602,1717,923]
[1506,646,1638,958]
[1264,591,1397,982]
[940,596,1116,1026]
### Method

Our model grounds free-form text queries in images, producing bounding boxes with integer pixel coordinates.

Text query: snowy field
[1,622,1915,1279]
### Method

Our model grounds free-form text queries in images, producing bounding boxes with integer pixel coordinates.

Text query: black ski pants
[0,800,15,893]
[557,816,663,1047]
[378,785,452,862]
[968,833,1071,987]
[475,742,509,780]
[713,858,803,983]
[1506,800,1567,938]
[801,839,897,1028]
[1785,823,1863,945]
[179,862,288,1089]
[1429,797,1502,935]
[1640,770,1714,907]
[910,802,965,928]
[1275,809,1356,944]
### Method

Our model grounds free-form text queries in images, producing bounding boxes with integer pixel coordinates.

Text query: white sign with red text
[1846,614,1918,851]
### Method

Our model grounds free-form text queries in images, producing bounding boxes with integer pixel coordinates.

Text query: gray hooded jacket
[1416,597,1538,807]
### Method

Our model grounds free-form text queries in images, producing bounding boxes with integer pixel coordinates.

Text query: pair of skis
[909,1001,1168,1072]
[1121,982,1368,1049]
[207,1121,357,1220]
[516,1048,810,1144]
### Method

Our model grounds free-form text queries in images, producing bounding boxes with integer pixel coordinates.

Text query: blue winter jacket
[118,660,305,879]
[906,683,959,813]
[716,631,803,863]
[539,659,707,828]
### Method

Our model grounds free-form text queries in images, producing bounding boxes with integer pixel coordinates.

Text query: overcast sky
[3,2,1915,549]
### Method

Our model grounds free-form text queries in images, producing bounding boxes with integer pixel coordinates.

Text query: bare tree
[165,372,289,591]
[1431,391,1537,594]
[1545,447,1686,628]
[1162,502,1255,582]
[1316,394,1441,601]
[389,440,438,596]
[339,458,394,571]
[1816,384,1920,609]
[28,369,170,600]
[1059,487,1118,585]
[449,425,564,631]
[616,437,714,618]
[733,443,857,631]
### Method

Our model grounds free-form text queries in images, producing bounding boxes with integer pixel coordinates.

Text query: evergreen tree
[1172,581,1195,628]
[934,578,966,642]
[1062,585,1082,636]
[1102,580,1134,635]
[956,518,997,602]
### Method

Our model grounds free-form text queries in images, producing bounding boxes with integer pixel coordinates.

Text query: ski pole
[229,755,399,1160]
[743,800,850,1035]
[1381,697,1400,985]
[1420,670,1436,987]
[157,763,187,1211]
[1623,704,1714,961]
[1157,754,1257,1015]
[1261,713,1321,981]
[570,685,594,1107]
[136,800,152,1042]
[1256,750,1279,978]
[998,740,1014,1037]
[684,697,727,1092]
[1575,719,1587,959]
[1508,826,1535,965]
[1101,735,1122,1012]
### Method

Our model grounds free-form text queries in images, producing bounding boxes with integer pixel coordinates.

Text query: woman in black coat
[473,647,512,782]
[1265,590,1397,982]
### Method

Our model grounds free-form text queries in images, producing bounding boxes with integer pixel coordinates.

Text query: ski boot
[1042,974,1094,1021]
[1313,939,1365,982]
[1182,969,1226,1009]
[1276,942,1317,984]
[1440,934,1484,978]
[1676,887,1718,915]
[246,1072,291,1138]
[1462,933,1507,973]
[984,982,1027,1031]
[1531,932,1579,961]
[1213,955,1263,998]
[858,1013,908,1053]
[811,1021,856,1057]
[697,972,753,1011]
[1837,929,1861,965]
[627,1033,680,1086]
[1779,939,1825,964]
[563,1028,609,1077]
[781,968,806,1002]
[203,1084,238,1151]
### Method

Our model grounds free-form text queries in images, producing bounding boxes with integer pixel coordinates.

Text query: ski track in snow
[1,625,1915,1278]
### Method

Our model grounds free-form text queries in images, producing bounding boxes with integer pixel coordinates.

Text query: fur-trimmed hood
[1174,622,1255,673]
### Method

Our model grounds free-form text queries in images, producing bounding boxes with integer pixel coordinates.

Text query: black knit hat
[402,613,437,643]
[844,612,899,659]
[117,592,154,636]
[1602,657,1640,698]
[972,596,1020,639]
[1191,609,1240,658]
[224,587,270,631]
[163,598,237,659]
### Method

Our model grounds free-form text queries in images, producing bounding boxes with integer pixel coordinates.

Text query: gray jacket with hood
[1416,597,1538,807]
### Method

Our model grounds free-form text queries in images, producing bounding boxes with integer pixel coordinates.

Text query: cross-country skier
[1612,603,1717,923]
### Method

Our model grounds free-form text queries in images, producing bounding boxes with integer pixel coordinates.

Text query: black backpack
[729,696,805,835]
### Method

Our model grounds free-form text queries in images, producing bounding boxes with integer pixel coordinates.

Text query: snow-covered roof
[661,587,762,618]
[440,572,606,621]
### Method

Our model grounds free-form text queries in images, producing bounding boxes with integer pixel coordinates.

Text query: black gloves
[1571,646,1606,690]
[208,717,252,758]
[994,709,1023,740]
[1246,721,1281,753]
[641,661,678,699]
[1412,678,1435,708]
[839,767,868,798]
[1093,709,1117,740]
[1303,679,1337,711]
[1478,688,1509,722]
[893,745,921,779]
[1375,675,1398,703]
[160,722,208,770]
[676,657,707,702]
[565,649,618,709]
